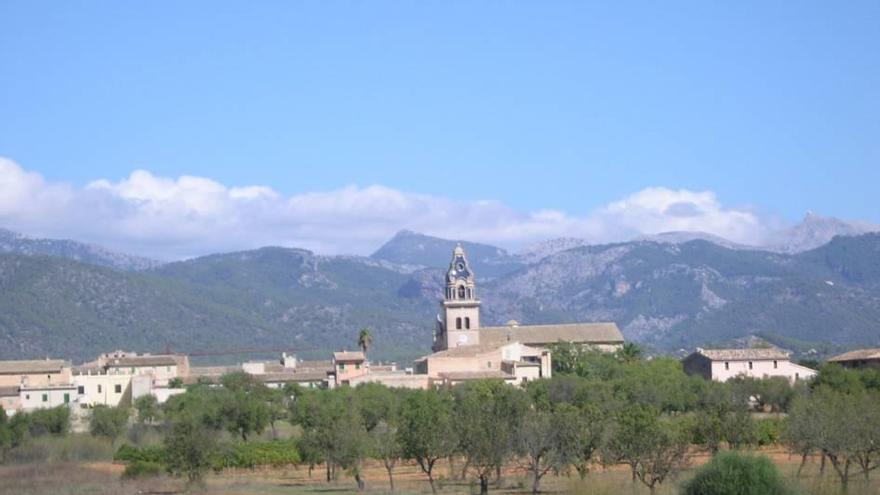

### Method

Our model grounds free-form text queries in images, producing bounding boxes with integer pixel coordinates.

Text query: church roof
[479,322,624,346]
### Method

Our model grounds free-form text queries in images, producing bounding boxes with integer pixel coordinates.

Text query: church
[348,244,625,388]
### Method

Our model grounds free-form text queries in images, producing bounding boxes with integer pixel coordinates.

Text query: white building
[682,348,816,383]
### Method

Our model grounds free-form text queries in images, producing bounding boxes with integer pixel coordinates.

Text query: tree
[399,389,458,494]
[357,328,373,356]
[683,451,793,495]
[630,420,689,494]
[453,381,528,494]
[602,405,659,483]
[371,420,402,491]
[164,417,216,487]
[219,372,271,440]
[616,342,643,363]
[517,405,582,494]
[134,395,160,424]
[89,405,130,441]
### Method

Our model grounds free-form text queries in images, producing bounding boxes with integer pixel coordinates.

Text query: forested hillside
[1,231,879,363]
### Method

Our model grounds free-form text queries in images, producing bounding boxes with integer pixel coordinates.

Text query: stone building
[828,348,880,369]
[682,348,816,383]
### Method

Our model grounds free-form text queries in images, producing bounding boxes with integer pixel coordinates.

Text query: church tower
[433,244,481,351]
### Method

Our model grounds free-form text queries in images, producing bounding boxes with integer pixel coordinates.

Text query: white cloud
[0,158,773,259]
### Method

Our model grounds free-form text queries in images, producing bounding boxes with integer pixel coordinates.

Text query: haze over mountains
[0,213,878,363]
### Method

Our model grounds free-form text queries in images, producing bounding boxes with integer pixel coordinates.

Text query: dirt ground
[1,449,878,495]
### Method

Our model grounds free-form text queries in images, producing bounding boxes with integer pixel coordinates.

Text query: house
[828,348,880,369]
[682,348,816,383]
[0,359,74,414]
[332,351,369,386]
[72,365,137,408]
[415,341,551,386]
[0,359,71,389]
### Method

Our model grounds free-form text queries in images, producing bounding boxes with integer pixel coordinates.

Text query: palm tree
[616,342,642,363]
[358,328,373,356]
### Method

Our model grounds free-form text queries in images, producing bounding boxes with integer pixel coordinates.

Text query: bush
[755,417,785,447]
[89,405,130,439]
[122,460,163,479]
[682,451,792,495]
[114,444,167,464]
[211,440,300,470]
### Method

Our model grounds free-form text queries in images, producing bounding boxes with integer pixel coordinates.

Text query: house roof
[437,370,513,381]
[0,386,20,397]
[480,322,624,346]
[0,359,67,375]
[333,351,366,362]
[106,355,180,367]
[692,348,791,361]
[296,360,333,371]
[828,348,880,363]
[257,371,328,383]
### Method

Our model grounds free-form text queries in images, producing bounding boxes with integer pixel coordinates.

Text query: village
[3,246,874,420]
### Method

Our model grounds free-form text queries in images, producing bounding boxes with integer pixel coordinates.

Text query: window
[487,361,492,369]
[773,360,778,369]
[355,363,361,370]
[458,286,466,299]
[97,385,102,393]
[114,384,122,394]
[724,362,729,370]
[25,394,30,400]
[456,317,462,330]
[795,373,800,380]
[748,361,753,370]
[339,363,345,370]
[42,394,48,402]
[77,386,85,395]
[464,317,471,329]
[63,393,69,404]
[166,366,171,372]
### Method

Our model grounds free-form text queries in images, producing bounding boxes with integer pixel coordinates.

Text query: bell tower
[433,244,481,351]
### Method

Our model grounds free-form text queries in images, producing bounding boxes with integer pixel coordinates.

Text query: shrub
[682,451,792,495]
[210,440,300,470]
[122,460,163,479]
[755,417,784,447]
[89,405,130,440]
[114,444,167,464]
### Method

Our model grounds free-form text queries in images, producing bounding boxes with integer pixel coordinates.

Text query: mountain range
[0,213,878,363]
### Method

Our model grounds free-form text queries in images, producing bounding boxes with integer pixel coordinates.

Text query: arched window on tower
[456,317,462,330]
[458,286,466,299]
[465,317,471,329]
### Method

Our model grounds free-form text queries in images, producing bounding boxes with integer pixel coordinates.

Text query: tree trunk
[427,471,437,494]
[631,464,638,483]
[820,452,826,473]
[326,462,332,483]
[480,474,490,495]
[495,465,502,486]
[460,458,471,480]
[355,473,365,491]
[797,453,808,477]
[386,465,395,492]
[531,472,542,495]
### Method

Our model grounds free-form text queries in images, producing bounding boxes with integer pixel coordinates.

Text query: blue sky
[0,2,878,257]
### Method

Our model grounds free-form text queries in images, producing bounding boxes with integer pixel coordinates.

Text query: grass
[1,450,879,495]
